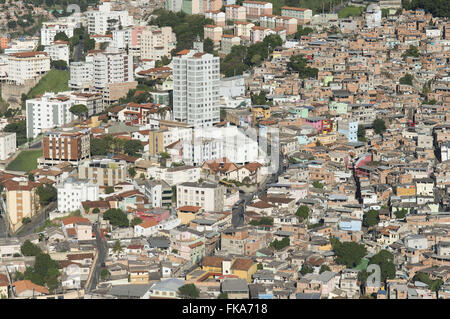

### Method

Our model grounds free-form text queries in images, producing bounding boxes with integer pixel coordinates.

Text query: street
[16,202,56,236]
[87,224,108,292]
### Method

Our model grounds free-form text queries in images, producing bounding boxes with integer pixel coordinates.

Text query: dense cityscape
[0,0,448,301]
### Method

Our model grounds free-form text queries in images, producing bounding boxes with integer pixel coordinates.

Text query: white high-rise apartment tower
[173,50,220,127]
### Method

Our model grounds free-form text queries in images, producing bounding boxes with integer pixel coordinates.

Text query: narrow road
[16,202,56,237]
[87,224,107,292]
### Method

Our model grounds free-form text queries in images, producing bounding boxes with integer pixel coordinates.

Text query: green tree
[394,208,408,219]
[178,283,200,299]
[270,237,290,250]
[130,217,143,227]
[90,138,108,156]
[28,173,35,181]
[413,272,443,292]
[124,140,143,157]
[21,240,42,256]
[100,268,111,281]
[312,181,324,189]
[319,265,331,274]
[69,104,88,123]
[357,125,366,142]
[204,38,214,54]
[330,237,367,268]
[112,240,123,254]
[287,55,318,79]
[218,292,228,299]
[399,73,413,86]
[128,167,137,178]
[372,119,387,134]
[53,31,69,42]
[36,184,57,206]
[295,205,309,221]
[257,263,263,270]
[105,186,115,194]
[300,264,314,275]
[92,208,100,214]
[103,208,129,228]
[363,210,379,227]
[369,250,395,282]
[402,45,420,60]
[50,60,68,70]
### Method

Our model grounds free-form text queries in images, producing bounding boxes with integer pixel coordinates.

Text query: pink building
[225,5,247,21]
[242,1,273,19]
[250,25,272,43]
[205,10,226,27]
[131,26,147,47]
[305,117,326,131]
[204,24,223,43]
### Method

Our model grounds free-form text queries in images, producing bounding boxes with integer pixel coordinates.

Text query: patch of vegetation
[6,149,42,172]
[338,6,365,18]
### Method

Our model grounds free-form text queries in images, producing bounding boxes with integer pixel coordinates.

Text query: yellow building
[230,258,257,283]
[3,179,40,233]
[396,184,416,197]
[148,129,167,156]
[129,267,149,284]
[251,105,271,120]
[177,206,202,225]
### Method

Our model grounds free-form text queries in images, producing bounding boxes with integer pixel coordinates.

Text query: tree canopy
[178,283,200,299]
[330,237,367,268]
[36,184,57,206]
[399,73,413,86]
[103,208,129,228]
[124,140,144,157]
[368,250,396,282]
[295,205,309,221]
[287,55,319,79]
[372,119,387,134]
[363,210,379,228]
[21,240,42,256]
[69,104,88,119]
[270,237,290,250]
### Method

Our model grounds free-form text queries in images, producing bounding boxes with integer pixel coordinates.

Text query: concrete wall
[1,75,44,108]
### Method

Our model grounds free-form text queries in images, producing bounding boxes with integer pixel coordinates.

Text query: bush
[103,208,129,228]
[178,284,200,299]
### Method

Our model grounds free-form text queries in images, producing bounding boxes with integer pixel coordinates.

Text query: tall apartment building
[44,40,70,64]
[56,177,99,213]
[26,93,76,139]
[242,1,273,20]
[140,26,176,61]
[92,51,134,89]
[69,61,94,90]
[176,181,224,212]
[173,50,220,127]
[0,132,16,160]
[87,2,134,35]
[280,7,313,24]
[3,178,40,233]
[41,129,90,166]
[7,51,50,85]
[166,0,183,12]
[204,25,223,43]
[78,158,128,187]
[40,21,76,46]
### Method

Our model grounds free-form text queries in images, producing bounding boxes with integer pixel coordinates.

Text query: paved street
[87,224,108,292]
[16,202,56,236]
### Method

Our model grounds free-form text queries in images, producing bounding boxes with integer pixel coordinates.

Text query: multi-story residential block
[3,178,40,233]
[280,7,312,24]
[40,128,90,166]
[144,180,173,208]
[56,177,99,213]
[7,51,50,85]
[78,158,128,187]
[250,26,273,43]
[220,35,241,55]
[242,1,273,20]
[70,92,104,116]
[338,119,358,143]
[69,61,94,90]
[170,227,206,263]
[140,26,176,61]
[146,166,201,186]
[177,181,224,212]
[173,50,220,127]
[26,92,76,139]
[0,132,16,161]
[44,41,70,64]
[92,51,134,89]
[225,5,247,21]
[259,15,297,35]
[204,25,223,43]
[87,2,134,35]
[221,227,249,255]
[40,21,76,46]
[234,21,255,39]
[204,10,226,27]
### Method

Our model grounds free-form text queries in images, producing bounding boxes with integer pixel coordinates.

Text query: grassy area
[338,6,365,18]
[6,149,42,172]
[353,257,369,271]
[27,69,70,99]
